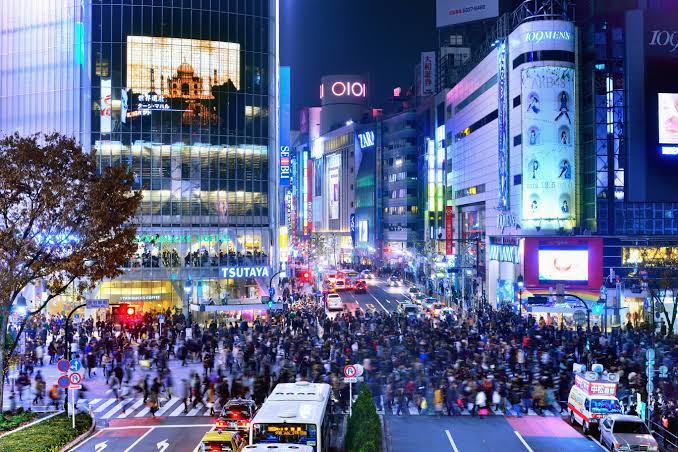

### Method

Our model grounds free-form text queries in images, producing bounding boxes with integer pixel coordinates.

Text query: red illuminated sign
[445,206,454,256]
[574,374,616,397]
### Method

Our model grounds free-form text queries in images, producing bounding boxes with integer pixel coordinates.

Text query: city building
[0,0,279,317]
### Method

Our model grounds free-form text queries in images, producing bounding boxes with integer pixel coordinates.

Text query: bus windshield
[252,423,318,449]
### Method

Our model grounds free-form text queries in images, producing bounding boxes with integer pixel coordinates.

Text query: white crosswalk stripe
[102,400,127,419]
[118,398,144,418]
[378,401,562,418]
[155,397,181,416]
[94,398,116,413]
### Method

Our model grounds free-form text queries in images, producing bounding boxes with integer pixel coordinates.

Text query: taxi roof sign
[574,373,617,397]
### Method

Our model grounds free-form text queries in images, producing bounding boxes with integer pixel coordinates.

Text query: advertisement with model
[521,66,576,229]
[327,153,341,221]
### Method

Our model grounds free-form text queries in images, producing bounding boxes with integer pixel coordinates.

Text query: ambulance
[567,364,622,434]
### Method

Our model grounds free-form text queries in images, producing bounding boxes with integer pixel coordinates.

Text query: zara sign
[357,131,375,149]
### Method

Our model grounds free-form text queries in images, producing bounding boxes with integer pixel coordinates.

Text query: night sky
[280,0,436,128]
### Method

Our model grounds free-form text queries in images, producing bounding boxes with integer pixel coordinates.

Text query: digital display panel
[521,66,576,229]
[659,93,678,152]
[538,248,588,282]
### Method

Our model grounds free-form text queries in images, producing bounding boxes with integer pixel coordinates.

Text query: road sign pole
[349,381,352,417]
[71,388,75,428]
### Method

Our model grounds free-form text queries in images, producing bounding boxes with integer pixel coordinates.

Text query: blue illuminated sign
[497,40,509,211]
[357,131,375,149]
[279,67,291,185]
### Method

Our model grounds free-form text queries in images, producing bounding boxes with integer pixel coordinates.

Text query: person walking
[181,378,191,413]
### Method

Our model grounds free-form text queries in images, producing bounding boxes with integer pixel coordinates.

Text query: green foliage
[0,410,37,432]
[0,412,92,452]
[345,385,382,452]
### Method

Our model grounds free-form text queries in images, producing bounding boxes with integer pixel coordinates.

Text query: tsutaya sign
[220,266,270,278]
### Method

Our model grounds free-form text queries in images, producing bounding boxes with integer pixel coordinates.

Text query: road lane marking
[513,431,534,452]
[118,398,144,418]
[94,398,116,413]
[134,404,151,417]
[186,404,204,416]
[155,397,181,416]
[369,293,388,312]
[97,425,214,430]
[102,400,128,419]
[69,429,104,450]
[123,426,155,452]
[445,429,460,452]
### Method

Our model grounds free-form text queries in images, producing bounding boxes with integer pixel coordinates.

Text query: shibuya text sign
[220,266,270,278]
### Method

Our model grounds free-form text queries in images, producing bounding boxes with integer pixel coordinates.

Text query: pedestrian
[181,378,190,413]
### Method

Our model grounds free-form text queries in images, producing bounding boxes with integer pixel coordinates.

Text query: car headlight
[615,445,630,451]
[648,446,658,452]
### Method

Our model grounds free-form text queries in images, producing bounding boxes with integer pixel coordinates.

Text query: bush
[0,412,92,452]
[345,385,382,452]
[0,410,38,432]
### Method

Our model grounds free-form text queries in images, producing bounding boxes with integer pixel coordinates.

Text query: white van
[568,372,622,434]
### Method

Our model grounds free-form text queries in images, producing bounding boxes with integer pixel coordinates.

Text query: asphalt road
[336,278,409,314]
[72,416,215,452]
[387,415,606,452]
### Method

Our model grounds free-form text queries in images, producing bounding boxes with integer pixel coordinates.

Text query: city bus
[249,381,332,452]
[344,270,359,289]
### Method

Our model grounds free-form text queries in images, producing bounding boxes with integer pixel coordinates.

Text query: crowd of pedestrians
[4,278,677,441]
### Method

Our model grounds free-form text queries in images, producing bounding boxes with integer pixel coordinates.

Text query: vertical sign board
[445,206,454,255]
[521,66,576,229]
[279,66,291,186]
[497,41,510,211]
[100,79,112,133]
[421,51,436,96]
[307,158,313,233]
[350,214,356,247]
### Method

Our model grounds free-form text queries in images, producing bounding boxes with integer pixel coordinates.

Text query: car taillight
[211,446,221,452]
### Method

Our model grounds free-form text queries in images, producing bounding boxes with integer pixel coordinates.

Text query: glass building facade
[1,0,278,315]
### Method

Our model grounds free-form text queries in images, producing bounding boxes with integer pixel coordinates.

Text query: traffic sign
[343,365,357,378]
[58,375,70,388]
[69,372,82,385]
[74,313,80,321]
[86,299,109,309]
[57,359,70,373]
[647,382,654,393]
[573,310,586,325]
[354,364,364,377]
[70,384,82,390]
[70,359,82,372]
[158,314,165,324]
[344,377,358,383]
[646,348,655,360]
[659,365,669,378]
[269,287,275,297]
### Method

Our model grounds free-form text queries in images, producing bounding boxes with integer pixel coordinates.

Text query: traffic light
[592,302,604,316]
[267,300,274,310]
[126,306,136,316]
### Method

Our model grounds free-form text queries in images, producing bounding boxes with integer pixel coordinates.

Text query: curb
[380,414,391,452]
[58,416,96,452]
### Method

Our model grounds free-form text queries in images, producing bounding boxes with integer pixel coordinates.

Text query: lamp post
[600,285,608,334]
[516,275,524,316]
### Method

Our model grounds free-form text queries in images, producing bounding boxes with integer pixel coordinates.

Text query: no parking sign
[343,365,357,378]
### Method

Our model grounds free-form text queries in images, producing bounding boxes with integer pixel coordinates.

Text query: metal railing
[650,420,678,452]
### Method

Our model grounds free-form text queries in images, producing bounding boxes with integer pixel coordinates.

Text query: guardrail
[650,420,678,452]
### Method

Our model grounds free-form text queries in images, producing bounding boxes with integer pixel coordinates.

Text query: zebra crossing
[85,396,215,419]
[375,397,564,417]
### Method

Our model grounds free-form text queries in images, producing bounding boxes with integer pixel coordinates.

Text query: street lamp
[516,275,524,316]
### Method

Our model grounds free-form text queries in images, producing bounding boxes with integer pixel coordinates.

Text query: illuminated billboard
[538,248,588,283]
[521,66,576,228]
[126,36,240,125]
[327,153,341,221]
[659,93,678,155]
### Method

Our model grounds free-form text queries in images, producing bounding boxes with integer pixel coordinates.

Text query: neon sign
[220,267,271,278]
[330,81,366,97]
[574,374,616,396]
[357,131,375,149]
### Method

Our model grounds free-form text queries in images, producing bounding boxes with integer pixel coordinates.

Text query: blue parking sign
[70,359,82,372]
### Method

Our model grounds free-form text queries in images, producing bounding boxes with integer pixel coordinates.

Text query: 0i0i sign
[331,81,366,98]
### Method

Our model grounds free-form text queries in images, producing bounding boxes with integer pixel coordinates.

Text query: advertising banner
[279,67,291,185]
[521,66,576,228]
[420,51,436,96]
[496,42,509,211]
[436,0,498,27]
[100,79,112,133]
[445,205,454,255]
[658,93,678,154]
[327,154,341,221]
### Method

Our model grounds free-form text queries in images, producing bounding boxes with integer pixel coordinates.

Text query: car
[387,276,401,287]
[216,399,257,432]
[326,293,343,311]
[361,270,374,279]
[199,430,247,452]
[439,307,457,322]
[412,293,426,305]
[334,279,346,291]
[422,297,438,310]
[396,302,421,318]
[354,280,367,293]
[407,287,421,300]
[599,415,659,451]
[429,302,445,317]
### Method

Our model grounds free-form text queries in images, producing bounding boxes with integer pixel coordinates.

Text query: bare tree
[0,133,142,406]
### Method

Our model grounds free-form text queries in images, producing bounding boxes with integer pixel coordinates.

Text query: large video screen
[659,93,678,146]
[538,248,588,283]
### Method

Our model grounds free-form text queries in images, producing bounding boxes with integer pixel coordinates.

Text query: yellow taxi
[199,430,247,452]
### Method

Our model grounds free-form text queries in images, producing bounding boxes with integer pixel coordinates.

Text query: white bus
[249,381,332,452]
